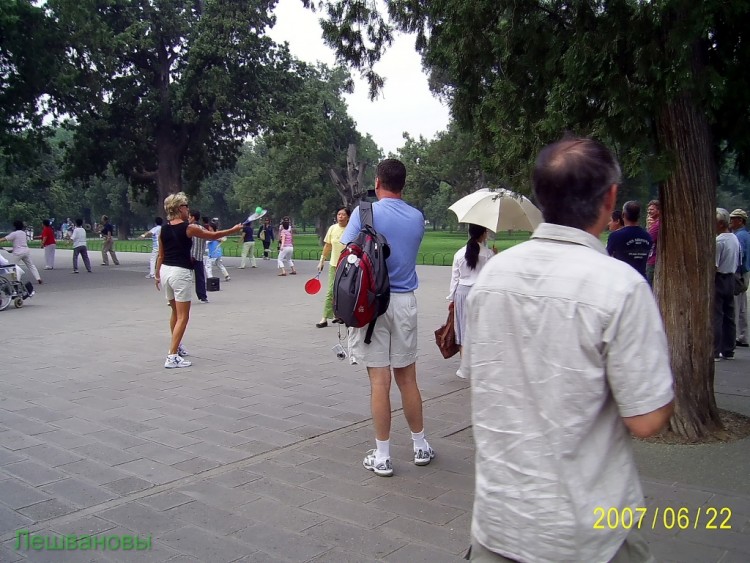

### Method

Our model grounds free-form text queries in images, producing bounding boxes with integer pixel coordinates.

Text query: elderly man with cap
[730,208,750,347]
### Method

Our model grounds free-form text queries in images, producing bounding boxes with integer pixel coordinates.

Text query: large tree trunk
[654,91,721,440]
[156,131,183,206]
[329,143,367,209]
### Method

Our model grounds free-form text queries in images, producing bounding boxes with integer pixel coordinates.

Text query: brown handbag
[435,310,460,359]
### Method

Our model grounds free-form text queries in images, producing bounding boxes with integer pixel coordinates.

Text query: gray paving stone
[1,430,45,451]
[1,461,66,487]
[178,442,247,464]
[0,413,58,436]
[0,478,53,509]
[148,415,208,434]
[368,493,465,526]
[177,481,261,509]
[208,468,263,489]
[14,406,71,424]
[125,443,194,466]
[647,536,726,563]
[51,515,117,536]
[232,522,333,562]
[167,501,254,535]
[139,429,202,449]
[169,456,221,475]
[17,498,78,521]
[243,460,320,486]
[302,475,388,504]
[0,502,33,536]
[139,491,194,512]
[380,515,469,555]
[41,477,115,508]
[0,447,27,466]
[240,477,325,507]
[302,496,397,529]
[98,502,184,536]
[71,443,142,467]
[158,525,255,563]
[236,427,301,448]
[89,429,151,450]
[101,417,158,434]
[384,542,461,563]
[303,519,407,559]
[103,476,155,496]
[113,459,189,486]
[236,497,327,534]
[56,459,132,486]
[48,417,105,436]
[37,429,97,450]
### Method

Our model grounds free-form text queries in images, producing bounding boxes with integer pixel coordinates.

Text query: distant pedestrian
[608,209,624,232]
[189,210,209,303]
[206,237,230,281]
[41,219,57,270]
[0,220,42,284]
[258,217,274,260]
[277,216,296,276]
[316,207,350,327]
[239,222,257,269]
[606,201,653,278]
[715,208,740,361]
[139,217,163,278]
[447,224,494,378]
[155,192,241,368]
[730,208,750,347]
[98,215,120,265]
[70,219,92,273]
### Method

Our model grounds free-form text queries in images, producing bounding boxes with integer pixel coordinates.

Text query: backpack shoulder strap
[360,200,373,230]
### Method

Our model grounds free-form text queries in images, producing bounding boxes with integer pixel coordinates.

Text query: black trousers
[262,240,271,258]
[714,272,736,357]
[193,259,207,301]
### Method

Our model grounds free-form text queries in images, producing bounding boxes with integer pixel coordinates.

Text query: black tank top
[161,221,193,270]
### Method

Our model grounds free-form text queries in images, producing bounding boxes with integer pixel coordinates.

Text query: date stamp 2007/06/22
[593,506,732,530]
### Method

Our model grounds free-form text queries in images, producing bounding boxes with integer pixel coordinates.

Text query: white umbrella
[448,188,543,232]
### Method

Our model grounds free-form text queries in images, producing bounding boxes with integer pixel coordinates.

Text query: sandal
[315,321,328,328]
[290,271,297,275]
[277,272,287,276]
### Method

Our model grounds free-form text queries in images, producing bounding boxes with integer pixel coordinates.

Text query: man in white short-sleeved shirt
[465,137,674,563]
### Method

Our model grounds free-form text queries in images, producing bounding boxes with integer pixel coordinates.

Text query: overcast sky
[267,0,451,155]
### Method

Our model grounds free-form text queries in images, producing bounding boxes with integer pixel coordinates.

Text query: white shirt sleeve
[604,282,674,418]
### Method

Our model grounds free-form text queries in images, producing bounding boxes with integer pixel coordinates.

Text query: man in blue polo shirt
[606,200,652,278]
[341,158,433,478]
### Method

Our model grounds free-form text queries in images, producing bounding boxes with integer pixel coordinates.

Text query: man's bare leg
[393,363,423,432]
[368,366,392,440]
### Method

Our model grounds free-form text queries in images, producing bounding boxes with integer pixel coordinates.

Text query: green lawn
[5,230,534,266]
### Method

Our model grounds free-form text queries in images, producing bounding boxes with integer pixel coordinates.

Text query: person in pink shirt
[646,199,660,286]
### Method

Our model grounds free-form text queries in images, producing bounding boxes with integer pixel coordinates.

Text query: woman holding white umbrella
[447,223,495,378]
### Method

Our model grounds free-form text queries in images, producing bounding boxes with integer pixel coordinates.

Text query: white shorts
[349,292,418,369]
[160,265,194,302]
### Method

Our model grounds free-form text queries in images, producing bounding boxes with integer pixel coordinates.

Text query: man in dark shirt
[606,201,652,278]
[99,215,120,265]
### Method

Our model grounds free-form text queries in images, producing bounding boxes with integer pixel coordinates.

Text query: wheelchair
[0,265,34,311]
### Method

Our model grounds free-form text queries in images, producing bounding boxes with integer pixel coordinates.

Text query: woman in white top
[0,220,42,284]
[447,224,494,377]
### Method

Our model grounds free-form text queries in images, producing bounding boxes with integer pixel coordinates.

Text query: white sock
[411,430,428,451]
[375,439,390,461]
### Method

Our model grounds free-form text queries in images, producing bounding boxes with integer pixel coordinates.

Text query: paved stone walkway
[0,249,748,562]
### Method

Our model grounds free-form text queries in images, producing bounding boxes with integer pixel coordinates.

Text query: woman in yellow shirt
[316,207,351,327]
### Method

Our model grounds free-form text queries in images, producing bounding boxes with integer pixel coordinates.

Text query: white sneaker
[177,344,189,357]
[363,449,393,477]
[164,354,191,368]
[145,274,154,278]
[456,369,465,379]
[414,442,435,466]
[224,275,231,281]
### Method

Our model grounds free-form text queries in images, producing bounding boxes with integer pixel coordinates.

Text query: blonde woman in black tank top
[155,192,242,368]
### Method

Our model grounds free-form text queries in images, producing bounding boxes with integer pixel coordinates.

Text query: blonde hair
[164,192,188,220]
